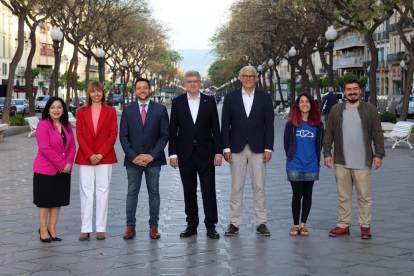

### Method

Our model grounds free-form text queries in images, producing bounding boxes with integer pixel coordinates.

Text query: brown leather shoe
[79,233,90,241]
[97,232,105,240]
[150,226,161,239]
[123,227,136,240]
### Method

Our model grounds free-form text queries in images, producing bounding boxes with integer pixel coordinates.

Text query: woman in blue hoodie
[284,93,323,236]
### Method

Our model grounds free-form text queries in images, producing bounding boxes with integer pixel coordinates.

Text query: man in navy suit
[120,78,169,240]
[169,70,222,239]
[222,65,274,236]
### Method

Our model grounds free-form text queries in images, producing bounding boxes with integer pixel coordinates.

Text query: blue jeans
[126,166,161,228]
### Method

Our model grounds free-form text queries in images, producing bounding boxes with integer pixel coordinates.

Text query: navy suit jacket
[169,93,222,160]
[221,88,274,154]
[120,100,169,168]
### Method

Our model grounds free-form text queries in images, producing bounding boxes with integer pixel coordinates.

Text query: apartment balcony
[334,35,365,51]
[373,32,390,42]
[333,56,364,68]
[389,21,413,33]
[319,68,339,77]
[387,49,410,64]
[86,64,98,71]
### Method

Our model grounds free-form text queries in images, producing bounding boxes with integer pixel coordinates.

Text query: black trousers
[290,181,314,225]
[178,147,218,228]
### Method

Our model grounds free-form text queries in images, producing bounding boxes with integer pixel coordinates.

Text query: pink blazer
[33,119,77,175]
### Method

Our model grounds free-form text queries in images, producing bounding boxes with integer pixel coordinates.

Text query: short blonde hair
[83,81,105,109]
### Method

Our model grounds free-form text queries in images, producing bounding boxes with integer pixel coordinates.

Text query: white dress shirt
[138,99,150,114]
[223,88,272,153]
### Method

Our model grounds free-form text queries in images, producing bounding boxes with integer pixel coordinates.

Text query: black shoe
[180,226,197,237]
[256,224,271,236]
[38,229,51,243]
[47,230,62,241]
[206,227,220,239]
[225,224,239,236]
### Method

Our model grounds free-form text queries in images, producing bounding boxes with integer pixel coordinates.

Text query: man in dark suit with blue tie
[222,66,274,236]
[169,70,222,239]
[120,78,169,240]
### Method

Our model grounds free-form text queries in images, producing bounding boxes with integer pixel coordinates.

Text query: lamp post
[400,60,405,95]
[231,79,234,90]
[122,58,127,106]
[50,26,63,97]
[268,58,274,102]
[152,73,157,94]
[145,69,149,79]
[257,65,263,89]
[288,46,297,108]
[325,25,337,88]
[343,70,347,76]
[159,75,162,94]
[233,77,237,89]
[134,65,140,79]
[96,47,105,84]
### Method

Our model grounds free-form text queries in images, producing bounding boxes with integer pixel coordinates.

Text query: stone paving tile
[1,106,414,275]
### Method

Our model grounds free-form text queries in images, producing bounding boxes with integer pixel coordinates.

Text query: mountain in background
[176,49,217,77]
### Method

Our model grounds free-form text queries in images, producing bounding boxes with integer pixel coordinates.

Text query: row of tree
[209,0,414,120]
[0,0,182,124]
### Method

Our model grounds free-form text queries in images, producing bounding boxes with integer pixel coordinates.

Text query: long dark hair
[289,92,321,128]
[42,97,71,132]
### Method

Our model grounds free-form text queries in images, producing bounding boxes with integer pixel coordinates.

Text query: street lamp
[134,65,140,79]
[233,77,237,89]
[268,58,274,103]
[50,26,63,97]
[257,65,263,89]
[122,58,127,106]
[288,46,297,108]
[325,25,337,88]
[231,79,234,90]
[159,75,162,94]
[145,69,149,79]
[152,73,157,94]
[400,60,406,95]
[343,70,347,76]
[96,47,105,84]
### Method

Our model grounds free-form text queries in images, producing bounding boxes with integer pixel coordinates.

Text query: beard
[346,94,359,103]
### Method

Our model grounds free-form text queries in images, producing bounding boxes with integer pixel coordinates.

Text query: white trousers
[79,164,112,233]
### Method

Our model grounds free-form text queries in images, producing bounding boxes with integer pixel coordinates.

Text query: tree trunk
[399,38,414,121]
[72,49,80,109]
[49,38,64,97]
[130,76,135,102]
[1,12,26,124]
[126,69,130,105]
[26,26,37,116]
[261,68,267,91]
[66,53,76,108]
[274,68,287,107]
[295,59,309,97]
[365,34,378,106]
[85,54,91,89]
[306,50,322,107]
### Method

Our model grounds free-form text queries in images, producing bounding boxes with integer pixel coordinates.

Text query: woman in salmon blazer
[33,97,76,243]
[75,81,118,241]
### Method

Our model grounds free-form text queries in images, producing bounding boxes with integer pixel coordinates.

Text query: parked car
[395,96,414,118]
[35,96,49,112]
[377,95,403,113]
[13,99,29,115]
[79,96,86,103]
[0,97,17,117]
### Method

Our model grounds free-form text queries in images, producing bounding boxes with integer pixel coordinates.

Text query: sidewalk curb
[3,125,30,137]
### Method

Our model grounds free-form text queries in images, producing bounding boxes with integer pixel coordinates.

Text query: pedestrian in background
[221,65,274,236]
[120,78,169,240]
[321,87,339,124]
[169,70,222,239]
[75,81,118,241]
[284,92,323,236]
[324,79,385,239]
[33,97,76,242]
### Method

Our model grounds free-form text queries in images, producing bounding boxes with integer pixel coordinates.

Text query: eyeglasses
[241,75,256,79]
[185,80,199,84]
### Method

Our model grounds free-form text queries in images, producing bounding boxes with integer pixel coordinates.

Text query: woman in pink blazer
[33,97,76,242]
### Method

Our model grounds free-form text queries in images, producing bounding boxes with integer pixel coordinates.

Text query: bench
[383,121,414,149]
[274,105,281,116]
[280,107,290,119]
[114,105,123,116]
[68,112,77,127]
[0,124,8,142]
[24,116,40,137]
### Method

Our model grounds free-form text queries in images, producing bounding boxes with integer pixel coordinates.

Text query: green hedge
[380,111,397,124]
[9,114,28,126]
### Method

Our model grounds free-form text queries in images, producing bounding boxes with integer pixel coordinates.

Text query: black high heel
[38,229,51,243]
[48,229,62,241]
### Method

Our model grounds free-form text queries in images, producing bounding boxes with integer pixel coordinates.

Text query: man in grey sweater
[323,79,385,239]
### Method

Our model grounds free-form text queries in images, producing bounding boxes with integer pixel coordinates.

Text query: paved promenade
[1,104,414,275]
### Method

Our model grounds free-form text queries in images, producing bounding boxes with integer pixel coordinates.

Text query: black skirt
[33,172,71,208]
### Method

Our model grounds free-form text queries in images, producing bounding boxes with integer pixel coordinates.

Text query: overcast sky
[150,0,235,50]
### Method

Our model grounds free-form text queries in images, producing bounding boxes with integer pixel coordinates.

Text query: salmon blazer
[75,105,118,165]
[33,119,76,175]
